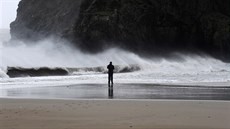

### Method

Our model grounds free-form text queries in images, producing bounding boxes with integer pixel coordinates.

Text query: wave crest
[6,65,141,78]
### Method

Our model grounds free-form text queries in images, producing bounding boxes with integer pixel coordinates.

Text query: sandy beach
[0,99,230,129]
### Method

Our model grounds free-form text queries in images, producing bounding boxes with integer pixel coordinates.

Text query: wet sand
[1,84,230,100]
[0,98,230,129]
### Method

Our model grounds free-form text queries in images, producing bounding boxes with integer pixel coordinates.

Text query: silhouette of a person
[107,62,114,85]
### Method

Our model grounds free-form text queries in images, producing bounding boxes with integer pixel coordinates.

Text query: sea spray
[2,37,150,68]
[0,31,230,85]
[0,68,9,78]
[1,38,230,74]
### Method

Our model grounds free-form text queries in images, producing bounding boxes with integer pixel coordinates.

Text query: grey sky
[0,0,19,29]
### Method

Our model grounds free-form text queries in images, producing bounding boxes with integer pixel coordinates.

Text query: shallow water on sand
[0,84,230,100]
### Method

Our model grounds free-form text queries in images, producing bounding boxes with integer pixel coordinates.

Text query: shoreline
[1,97,230,102]
[1,82,230,90]
[1,83,230,100]
[1,98,230,129]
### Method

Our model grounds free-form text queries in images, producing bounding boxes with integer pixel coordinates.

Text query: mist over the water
[2,38,149,68]
[1,35,229,75]
[0,30,230,86]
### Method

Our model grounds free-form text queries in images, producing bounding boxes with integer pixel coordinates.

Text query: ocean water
[0,30,230,89]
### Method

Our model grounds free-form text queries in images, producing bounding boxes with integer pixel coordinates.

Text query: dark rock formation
[10,0,230,61]
[10,0,82,41]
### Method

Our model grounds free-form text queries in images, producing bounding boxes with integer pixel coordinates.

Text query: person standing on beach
[107,62,114,85]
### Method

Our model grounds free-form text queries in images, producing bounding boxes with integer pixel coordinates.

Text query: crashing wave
[7,67,69,78]
[6,65,141,78]
[0,68,9,78]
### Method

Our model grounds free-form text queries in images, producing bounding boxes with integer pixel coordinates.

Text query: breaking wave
[0,69,9,78]
[6,65,141,78]
[0,34,229,84]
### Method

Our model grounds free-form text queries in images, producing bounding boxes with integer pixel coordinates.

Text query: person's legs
[108,74,111,84]
[108,73,113,85]
[111,74,113,84]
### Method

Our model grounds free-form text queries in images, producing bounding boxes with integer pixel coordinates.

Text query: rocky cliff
[10,0,230,61]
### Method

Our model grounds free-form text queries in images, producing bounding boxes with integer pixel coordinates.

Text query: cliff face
[10,0,82,41]
[10,0,230,61]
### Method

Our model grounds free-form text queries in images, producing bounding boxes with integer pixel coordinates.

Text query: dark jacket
[107,64,114,74]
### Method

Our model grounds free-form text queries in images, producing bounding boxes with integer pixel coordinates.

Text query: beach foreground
[0,99,230,129]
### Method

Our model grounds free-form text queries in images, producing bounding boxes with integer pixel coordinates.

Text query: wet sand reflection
[108,84,113,99]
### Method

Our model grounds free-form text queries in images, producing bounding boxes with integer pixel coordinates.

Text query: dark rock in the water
[10,0,230,61]
[7,67,69,78]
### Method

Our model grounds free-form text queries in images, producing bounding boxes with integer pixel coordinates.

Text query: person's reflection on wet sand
[108,85,113,99]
